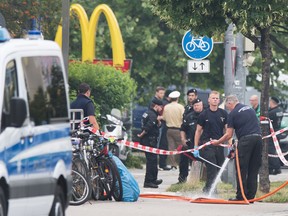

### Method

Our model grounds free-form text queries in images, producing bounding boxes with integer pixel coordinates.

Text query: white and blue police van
[0,27,72,216]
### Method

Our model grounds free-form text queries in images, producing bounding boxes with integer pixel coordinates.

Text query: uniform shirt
[180,111,202,144]
[162,102,185,128]
[269,105,283,131]
[197,108,227,143]
[141,108,160,138]
[227,103,261,139]
[70,94,95,127]
[183,104,194,117]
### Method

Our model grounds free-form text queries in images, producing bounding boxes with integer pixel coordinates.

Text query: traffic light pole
[62,0,70,76]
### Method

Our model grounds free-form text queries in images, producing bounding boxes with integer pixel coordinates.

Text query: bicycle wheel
[72,157,89,179]
[93,157,114,200]
[90,168,101,200]
[109,158,123,201]
[70,170,91,206]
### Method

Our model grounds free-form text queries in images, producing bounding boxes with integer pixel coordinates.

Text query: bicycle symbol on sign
[185,36,210,52]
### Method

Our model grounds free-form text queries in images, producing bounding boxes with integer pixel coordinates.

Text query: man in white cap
[162,90,185,170]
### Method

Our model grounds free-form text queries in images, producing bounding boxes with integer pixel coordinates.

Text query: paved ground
[67,164,288,216]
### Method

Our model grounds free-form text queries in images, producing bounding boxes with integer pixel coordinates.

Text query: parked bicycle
[70,123,123,204]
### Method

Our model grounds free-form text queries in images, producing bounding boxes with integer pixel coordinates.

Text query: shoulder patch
[143,113,148,118]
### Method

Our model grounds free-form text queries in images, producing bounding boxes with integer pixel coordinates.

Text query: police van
[0,27,72,216]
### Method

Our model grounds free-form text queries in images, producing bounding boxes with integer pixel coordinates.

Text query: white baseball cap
[169,91,180,98]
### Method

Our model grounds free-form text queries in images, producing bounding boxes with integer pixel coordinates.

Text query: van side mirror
[10,97,27,127]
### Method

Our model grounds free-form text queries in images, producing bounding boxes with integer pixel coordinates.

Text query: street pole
[62,0,70,76]
[224,23,235,97]
[233,33,246,103]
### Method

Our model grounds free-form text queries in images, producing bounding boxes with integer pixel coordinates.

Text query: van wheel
[0,187,7,216]
[49,185,65,216]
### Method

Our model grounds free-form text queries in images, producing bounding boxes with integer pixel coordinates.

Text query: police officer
[268,96,283,175]
[138,98,163,188]
[177,98,203,183]
[211,95,262,202]
[194,91,228,193]
[70,83,100,131]
[183,88,198,117]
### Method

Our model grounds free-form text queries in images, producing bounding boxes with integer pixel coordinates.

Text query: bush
[69,62,137,119]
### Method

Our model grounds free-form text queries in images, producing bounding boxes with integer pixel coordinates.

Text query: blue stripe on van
[4,127,71,175]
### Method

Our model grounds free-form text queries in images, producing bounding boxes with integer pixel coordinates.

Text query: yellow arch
[55,3,126,67]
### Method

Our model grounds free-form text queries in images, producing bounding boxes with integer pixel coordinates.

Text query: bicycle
[70,169,91,206]
[71,124,123,202]
[185,36,210,52]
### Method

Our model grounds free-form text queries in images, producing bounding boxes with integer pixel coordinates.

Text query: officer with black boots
[138,98,163,188]
[177,98,203,184]
[268,96,283,175]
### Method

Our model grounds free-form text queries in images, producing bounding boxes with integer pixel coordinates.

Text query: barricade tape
[121,140,229,155]
[83,117,288,163]
[265,117,288,166]
[262,126,288,139]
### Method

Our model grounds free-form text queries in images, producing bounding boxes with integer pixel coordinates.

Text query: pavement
[132,164,288,195]
[67,164,288,216]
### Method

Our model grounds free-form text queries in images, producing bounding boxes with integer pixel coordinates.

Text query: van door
[21,55,70,215]
[0,59,29,215]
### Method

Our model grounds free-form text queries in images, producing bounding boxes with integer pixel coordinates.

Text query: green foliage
[123,153,145,169]
[68,0,226,105]
[0,0,61,39]
[68,62,137,117]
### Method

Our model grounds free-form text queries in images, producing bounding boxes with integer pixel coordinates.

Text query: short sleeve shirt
[227,103,261,139]
[197,108,227,142]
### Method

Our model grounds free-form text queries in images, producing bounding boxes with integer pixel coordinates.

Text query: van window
[22,56,68,125]
[1,60,19,131]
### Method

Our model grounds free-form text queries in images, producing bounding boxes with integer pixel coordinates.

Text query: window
[1,60,18,130]
[22,56,68,126]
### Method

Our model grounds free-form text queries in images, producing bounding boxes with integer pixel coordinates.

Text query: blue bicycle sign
[182,30,213,60]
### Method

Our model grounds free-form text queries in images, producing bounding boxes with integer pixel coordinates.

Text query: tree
[148,0,287,193]
[69,0,225,105]
[0,0,61,39]
[69,62,137,121]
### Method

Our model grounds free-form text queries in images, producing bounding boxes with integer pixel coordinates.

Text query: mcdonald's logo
[55,4,129,70]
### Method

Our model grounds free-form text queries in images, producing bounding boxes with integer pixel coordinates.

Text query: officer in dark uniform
[183,88,198,117]
[177,98,203,183]
[138,98,163,188]
[268,96,283,175]
[70,83,100,131]
[194,91,227,193]
[211,95,262,202]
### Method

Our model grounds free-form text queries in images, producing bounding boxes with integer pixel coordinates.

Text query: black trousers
[159,124,168,168]
[268,138,281,171]
[236,135,262,200]
[179,143,194,181]
[200,145,224,192]
[144,151,158,183]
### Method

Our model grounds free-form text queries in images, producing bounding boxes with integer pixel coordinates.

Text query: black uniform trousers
[200,145,224,192]
[143,137,158,183]
[236,135,262,200]
[268,138,281,172]
[179,142,194,182]
[158,123,168,168]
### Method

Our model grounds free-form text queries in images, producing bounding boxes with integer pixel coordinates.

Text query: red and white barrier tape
[84,117,287,163]
[266,119,288,166]
[121,140,229,155]
[262,126,288,139]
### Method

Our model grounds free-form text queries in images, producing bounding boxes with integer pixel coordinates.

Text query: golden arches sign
[55,3,126,67]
